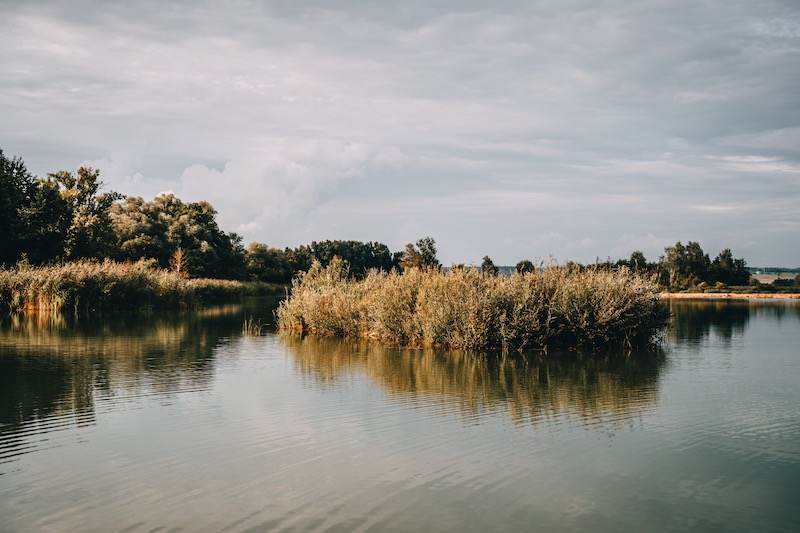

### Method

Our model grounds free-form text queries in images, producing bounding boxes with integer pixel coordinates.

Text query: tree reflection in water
[0,305,246,431]
[283,334,666,430]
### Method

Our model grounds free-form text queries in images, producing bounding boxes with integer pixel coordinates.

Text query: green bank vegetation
[277,259,669,351]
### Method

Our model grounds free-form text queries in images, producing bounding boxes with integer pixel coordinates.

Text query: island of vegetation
[277,257,670,351]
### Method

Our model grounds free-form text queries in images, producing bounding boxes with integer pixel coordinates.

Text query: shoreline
[660,292,800,300]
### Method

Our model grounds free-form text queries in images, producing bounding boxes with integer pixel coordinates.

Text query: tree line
[1,148,443,282]
[2,147,765,288]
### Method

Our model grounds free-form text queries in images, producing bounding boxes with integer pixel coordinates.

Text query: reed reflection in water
[285,335,664,431]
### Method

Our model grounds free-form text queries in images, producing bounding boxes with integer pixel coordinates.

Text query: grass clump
[277,260,669,351]
[0,260,281,312]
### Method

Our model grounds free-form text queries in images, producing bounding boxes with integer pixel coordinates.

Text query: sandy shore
[660,292,800,300]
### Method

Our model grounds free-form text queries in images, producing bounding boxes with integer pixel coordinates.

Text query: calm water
[1,299,799,532]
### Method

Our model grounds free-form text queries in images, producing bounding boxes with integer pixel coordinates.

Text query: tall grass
[0,260,282,312]
[277,260,669,351]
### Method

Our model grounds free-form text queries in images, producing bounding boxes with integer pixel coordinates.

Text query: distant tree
[399,237,439,271]
[416,237,440,270]
[245,242,293,283]
[685,241,710,283]
[795,273,800,287]
[399,242,422,271]
[660,241,709,287]
[629,251,647,271]
[288,240,397,278]
[660,241,688,288]
[515,259,535,274]
[708,248,749,286]
[481,255,499,276]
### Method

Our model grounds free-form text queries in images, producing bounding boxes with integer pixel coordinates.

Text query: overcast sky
[2,0,799,266]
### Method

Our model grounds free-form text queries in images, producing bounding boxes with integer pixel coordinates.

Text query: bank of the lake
[0,261,283,312]
[662,292,800,300]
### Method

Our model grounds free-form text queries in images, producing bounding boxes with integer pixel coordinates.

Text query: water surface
[1,299,798,531]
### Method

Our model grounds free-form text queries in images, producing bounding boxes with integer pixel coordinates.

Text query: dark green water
[1,299,798,532]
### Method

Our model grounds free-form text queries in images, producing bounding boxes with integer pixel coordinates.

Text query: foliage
[47,167,123,260]
[400,237,440,271]
[110,193,246,279]
[659,241,749,289]
[245,242,294,283]
[1,149,69,265]
[289,240,398,277]
[277,262,669,351]
[515,259,535,274]
[481,255,499,276]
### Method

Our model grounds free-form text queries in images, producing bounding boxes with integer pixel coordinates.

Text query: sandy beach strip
[660,292,800,300]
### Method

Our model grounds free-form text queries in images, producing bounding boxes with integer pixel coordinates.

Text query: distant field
[752,273,794,284]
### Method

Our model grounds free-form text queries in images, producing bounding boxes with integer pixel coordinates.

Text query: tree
[515,259,535,274]
[709,248,750,286]
[399,243,422,271]
[661,241,687,288]
[416,237,439,270]
[0,148,70,264]
[629,251,647,271]
[481,255,499,276]
[400,237,440,271]
[685,241,710,283]
[110,193,246,279]
[245,243,293,283]
[47,167,122,260]
[0,148,34,264]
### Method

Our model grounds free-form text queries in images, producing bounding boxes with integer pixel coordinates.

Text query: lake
[1,299,799,532]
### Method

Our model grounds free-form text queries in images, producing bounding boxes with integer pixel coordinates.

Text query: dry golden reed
[277,260,669,351]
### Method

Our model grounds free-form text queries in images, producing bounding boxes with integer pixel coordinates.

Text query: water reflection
[284,335,665,430]
[0,303,266,432]
[667,299,800,347]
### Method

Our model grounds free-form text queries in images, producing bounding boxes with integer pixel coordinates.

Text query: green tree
[515,259,535,274]
[629,251,647,271]
[685,241,710,284]
[709,248,750,286]
[481,255,499,276]
[110,193,245,279]
[245,243,293,283]
[416,237,440,270]
[18,179,70,263]
[0,149,70,264]
[660,241,687,288]
[399,242,422,271]
[400,237,440,271]
[47,167,122,260]
[0,148,33,264]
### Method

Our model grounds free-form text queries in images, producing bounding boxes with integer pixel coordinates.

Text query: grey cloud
[1,0,798,265]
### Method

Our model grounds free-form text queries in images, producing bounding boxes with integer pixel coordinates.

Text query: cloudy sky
[2,0,799,266]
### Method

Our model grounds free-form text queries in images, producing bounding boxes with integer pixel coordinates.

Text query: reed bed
[277,260,669,351]
[0,261,280,312]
